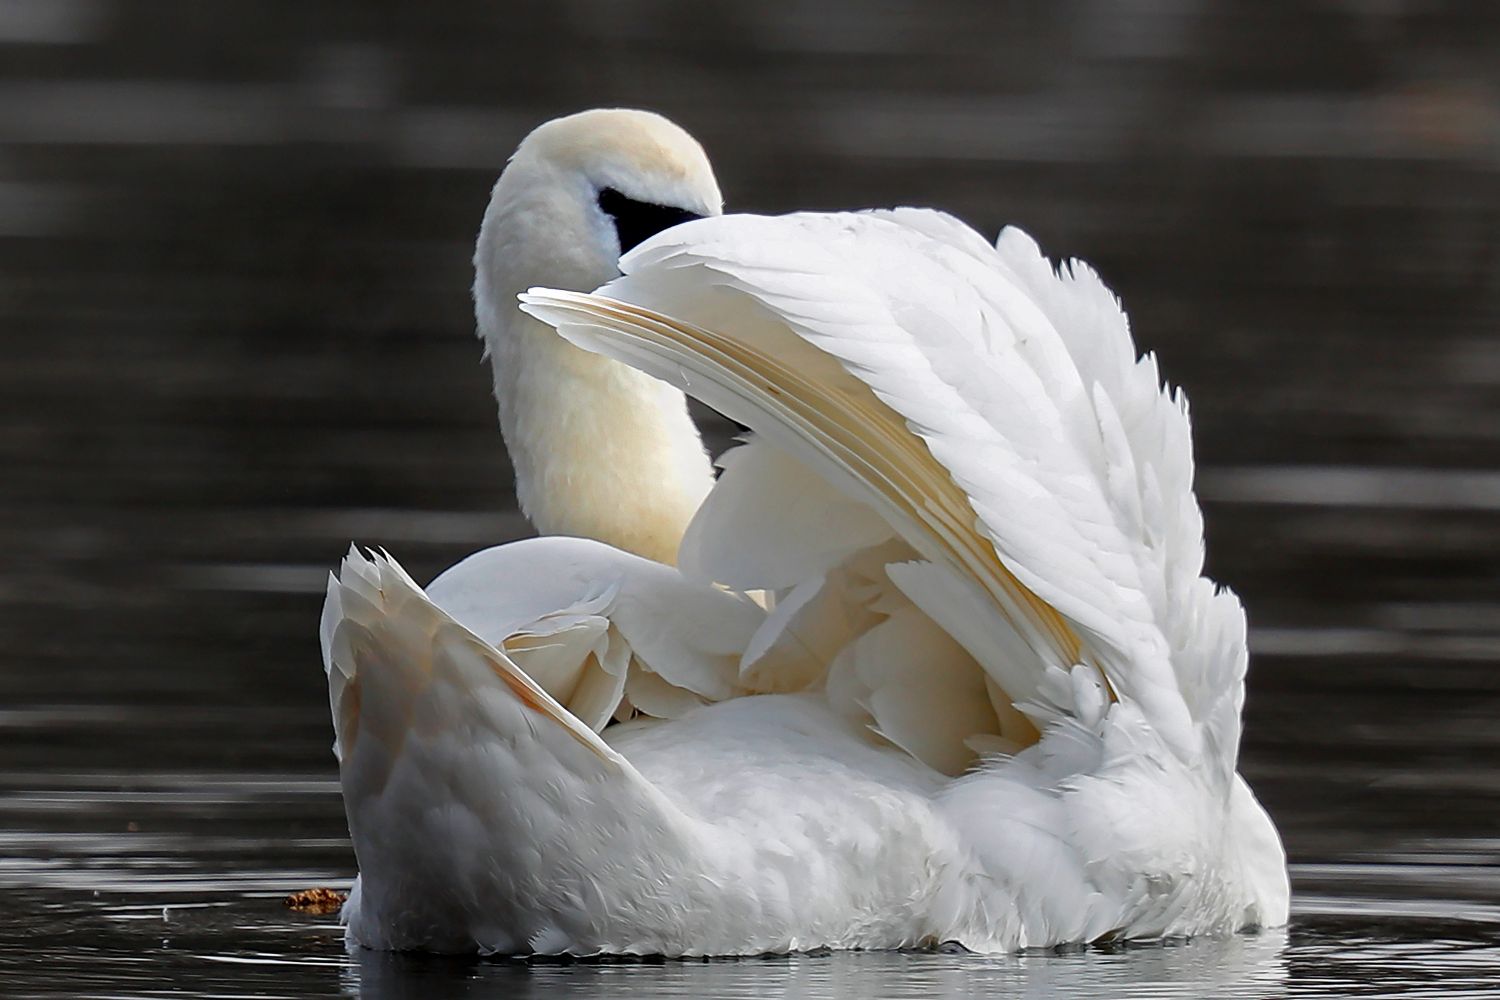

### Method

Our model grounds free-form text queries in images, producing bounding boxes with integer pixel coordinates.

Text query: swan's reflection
[345,929,1289,1000]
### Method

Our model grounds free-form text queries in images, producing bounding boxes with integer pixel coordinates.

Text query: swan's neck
[474,182,713,565]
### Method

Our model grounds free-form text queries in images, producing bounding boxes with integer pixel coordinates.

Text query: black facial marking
[597,186,704,255]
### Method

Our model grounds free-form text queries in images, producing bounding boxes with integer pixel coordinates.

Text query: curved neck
[473,175,713,565]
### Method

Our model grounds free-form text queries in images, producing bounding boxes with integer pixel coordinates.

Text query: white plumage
[321,108,1289,956]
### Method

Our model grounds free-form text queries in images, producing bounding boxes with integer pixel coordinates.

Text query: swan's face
[477,109,723,299]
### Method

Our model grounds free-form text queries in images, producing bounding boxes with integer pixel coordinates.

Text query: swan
[320,108,1290,956]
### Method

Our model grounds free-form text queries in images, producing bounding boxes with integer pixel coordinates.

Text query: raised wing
[520,210,1248,785]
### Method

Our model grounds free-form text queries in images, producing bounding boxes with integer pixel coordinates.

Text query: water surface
[2,1,1498,996]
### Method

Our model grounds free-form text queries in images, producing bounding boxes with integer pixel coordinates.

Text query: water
[2,1,1499,996]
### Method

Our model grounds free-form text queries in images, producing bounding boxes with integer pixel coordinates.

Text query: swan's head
[475,108,722,312]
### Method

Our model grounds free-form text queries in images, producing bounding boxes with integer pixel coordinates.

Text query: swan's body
[322,109,1289,955]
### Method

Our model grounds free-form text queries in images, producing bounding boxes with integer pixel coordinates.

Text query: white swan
[320,108,1290,956]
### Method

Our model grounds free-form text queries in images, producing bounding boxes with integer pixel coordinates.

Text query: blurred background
[1,0,1498,995]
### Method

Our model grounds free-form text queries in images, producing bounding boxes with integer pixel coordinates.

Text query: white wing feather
[679,436,893,591]
[520,210,1248,785]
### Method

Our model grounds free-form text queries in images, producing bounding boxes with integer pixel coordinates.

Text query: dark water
[2,1,1499,996]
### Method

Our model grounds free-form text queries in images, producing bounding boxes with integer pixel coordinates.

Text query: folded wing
[320,536,765,763]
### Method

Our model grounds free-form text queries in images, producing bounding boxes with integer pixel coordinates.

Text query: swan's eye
[597,187,704,255]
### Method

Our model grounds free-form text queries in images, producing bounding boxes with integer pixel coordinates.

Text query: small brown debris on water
[283,887,347,914]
